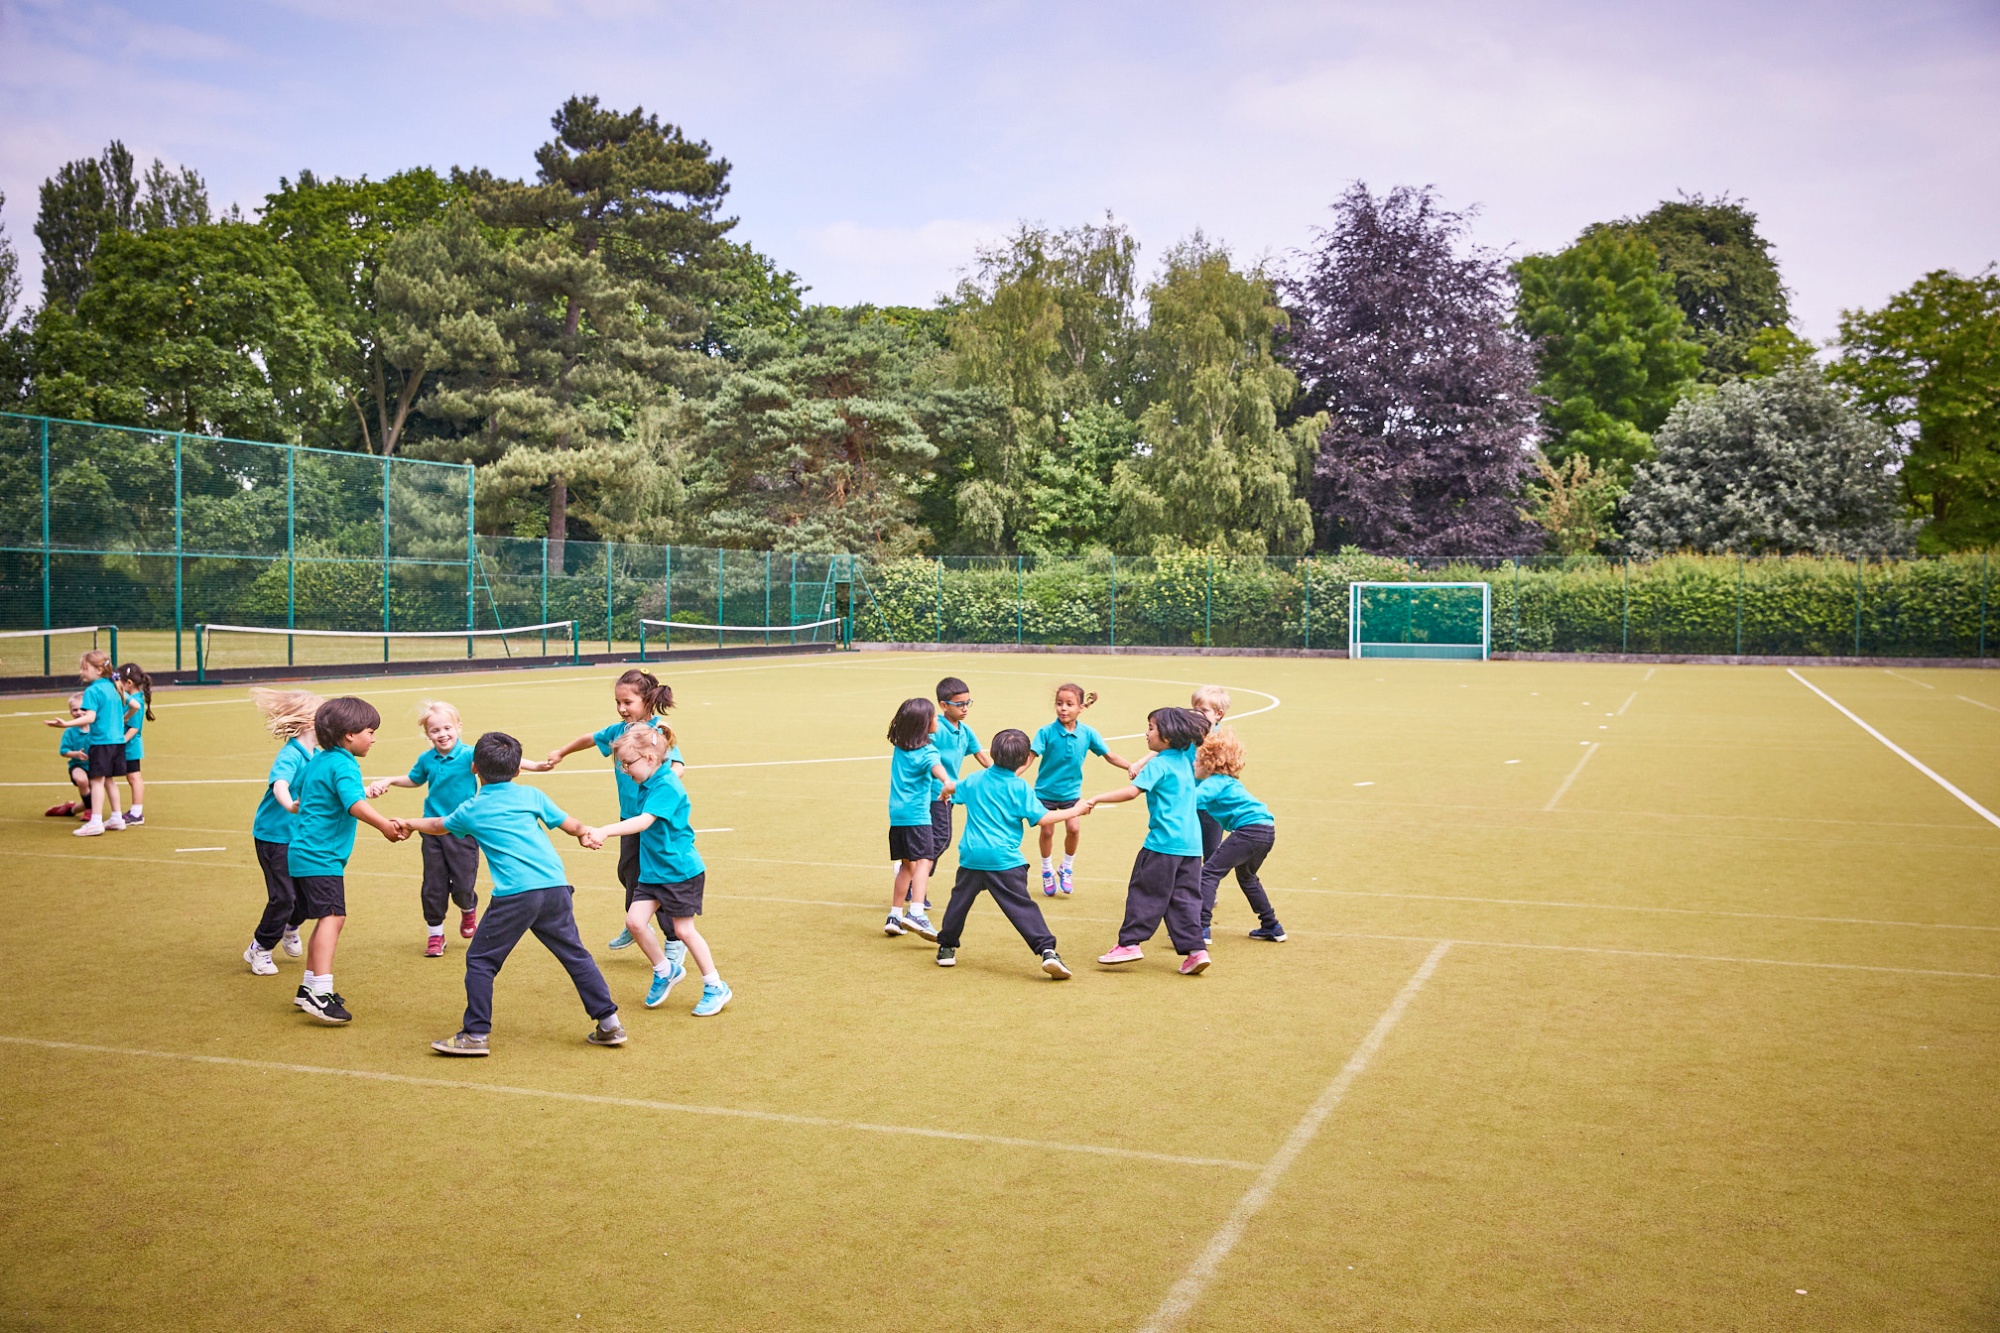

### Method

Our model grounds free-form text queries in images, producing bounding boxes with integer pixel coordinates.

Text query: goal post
[1348,582,1491,660]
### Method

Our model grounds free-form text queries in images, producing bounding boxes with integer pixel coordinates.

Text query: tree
[1831,268,2000,552]
[1283,183,1540,555]
[34,141,213,313]
[1620,364,1913,556]
[1112,237,1320,554]
[1519,450,1622,554]
[0,191,26,407]
[1515,227,1703,477]
[1617,195,1790,380]
[700,238,808,357]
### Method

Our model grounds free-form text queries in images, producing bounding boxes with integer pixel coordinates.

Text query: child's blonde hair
[1197,727,1246,778]
[67,692,83,711]
[613,721,674,762]
[250,688,324,741]
[1191,685,1231,718]
[79,648,110,676]
[415,700,461,730]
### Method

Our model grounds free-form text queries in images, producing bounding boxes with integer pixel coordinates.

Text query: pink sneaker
[1179,950,1211,976]
[1097,944,1144,965]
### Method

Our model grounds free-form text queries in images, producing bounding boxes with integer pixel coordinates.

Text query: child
[1189,685,1231,864]
[243,689,322,977]
[934,728,1084,979]
[1194,728,1286,943]
[1026,683,1130,895]
[44,650,130,836]
[44,694,90,819]
[925,676,990,881]
[367,701,481,957]
[115,663,154,826]
[885,697,955,941]
[580,725,732,1017]
[1085,706,1213,974]
[540,668,684,954]
[287,696,408,1024]
[411,732,625,1056]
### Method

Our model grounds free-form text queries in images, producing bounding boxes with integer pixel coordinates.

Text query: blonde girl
[242,689,323,976]
[368,701,481,955]
[44,649,132,836]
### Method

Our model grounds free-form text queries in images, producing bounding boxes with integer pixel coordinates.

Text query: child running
[934,728,1084,979]
[580,725,732,1017]
[925,676,990,884]
[44,649,133,836]
[288,696,408,1024]
[243,689,322,976]
[413,732,625,1056]
[540,668,684,955]
[1189,685,1231,864]
[1194,728,1286,944]
[367,701,481,957]
[1026,683,1130,895]
[115,663,154,826]
[45,694,90,819]
[1085,706,1213,974]
[885,697,955,941]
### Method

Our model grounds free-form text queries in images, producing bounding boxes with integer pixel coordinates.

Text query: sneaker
[902,911,939,942]
[586,1017,627,1046]
[936,946,957,967]
[882,912,906,937]
[1098,944,1144,965]
[1041,868,1057,896]
[292,984,314,1013]
[431,1031,490,1057]
[645,959,685,1008]
[608,927,635,951]
[103,814,126,831]
[73,820,104,837]
[243,942,277,976]
[691,980,732,1017]
[459,909,478,939]
[123,812,143,826]
[44,801,76,818]
[299,990,352,1024]
[1058,864,1074,895]
[1202,930,1212,945]
[1179,950,1211,976]
[1041,949,1072,980]
[281,929,303,958]
[424,934,446,958]
[1248,923,1289,942]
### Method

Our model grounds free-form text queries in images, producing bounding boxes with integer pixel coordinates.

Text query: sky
[1,0,1996,340]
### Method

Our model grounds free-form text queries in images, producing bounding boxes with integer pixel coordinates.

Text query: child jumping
[1086,706,1213,974]
[413,732,625,1056]
[1194,728,1286,943]
[115,663,154,826]
[580,725,732,1017]
[1026,683,1130,895]
[934,728,1085,979]
[926,676,990,879]
[288,696,408,1024]
[243,689,322,976]
[885,697,955,941]
[44,649,133,836]
[367,701,481,957]
[45,694,90,819]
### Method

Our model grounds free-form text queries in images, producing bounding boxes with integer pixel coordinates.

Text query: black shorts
[124,758,141,774]
[86,744,128,779]
[67,763,88,782]
[1038,794,1079,814]
[888,824,936,863]
[633,873,704,918]
[928,798,954,858]
[294,875,347,919]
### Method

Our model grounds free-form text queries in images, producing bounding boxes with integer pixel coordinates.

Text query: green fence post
[639,618,647,662]
[39,417,50,677]
[935,558,944,644]
[1109,554,1118,648]
[1621,558,1629,655]
[1205,555,1214,648]
[571,619,580,666]
[540,537,549,657]
[173,433,183,672]
[1303,559,1312,650]
[1735,555,1744,657]
[1981,552,1990,659]
[1016,555,1024,645]
[765,550,772,646]
[286,447,296,667]
[464,467,475,659]
[1854,554,1863,657]
[1512,560,1520,651]
[109,625,117,668]
[195,623,205,685]
[716,547,725,648]
[664,545,673,651]
[789,553,798,644]
[381,456,392,663]
[605,539,615,656]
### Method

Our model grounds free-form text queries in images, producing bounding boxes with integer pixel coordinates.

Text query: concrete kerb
[861,642,2000,669]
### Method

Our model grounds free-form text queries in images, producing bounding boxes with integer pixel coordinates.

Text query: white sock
[653,959,673,977]
[302,970,315,987]
[309,974,332,996]
[129,804,142,816]
[1061,854,1074,869]
[701,970,720,985]
[428,925,444,938]
[1041,857,1053,872]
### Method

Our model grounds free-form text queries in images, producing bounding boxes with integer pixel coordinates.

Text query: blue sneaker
[608,927,635,951]
[1041,868,1057,896]
[645,959,685,1008]
[691,980,732,1017]
[663,938,687,968]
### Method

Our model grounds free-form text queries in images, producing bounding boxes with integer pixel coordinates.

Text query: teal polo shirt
[287,747,367,878]
[889,741,941,826]
[593,717,685,818]
[253,738,313,844]
[930,716,981,801]
[634,768,705,884]
[122,691,145,760]
[442,780,570,896]
[1030,720,1109,802]
[81,678,125,745]
[59,725,87,767]
[950,766,1048,871]
[1133,744,1201,856]
[1195,774,1273,831]
[408,741,477,819]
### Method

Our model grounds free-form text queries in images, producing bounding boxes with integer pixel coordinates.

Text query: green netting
[1351,582,1490,659]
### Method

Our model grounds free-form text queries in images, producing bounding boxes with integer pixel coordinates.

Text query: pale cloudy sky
[1,0,1995,339]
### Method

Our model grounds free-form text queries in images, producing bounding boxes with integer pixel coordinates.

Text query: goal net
[1348,582,1491,660]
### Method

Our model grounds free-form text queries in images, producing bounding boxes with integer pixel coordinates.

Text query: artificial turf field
[1,650,1997,1333]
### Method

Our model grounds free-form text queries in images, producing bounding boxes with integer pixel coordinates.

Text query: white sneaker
[73,820,104,837]
[280,930,303,958]
[104,814,126,831]
[243,942,278,976]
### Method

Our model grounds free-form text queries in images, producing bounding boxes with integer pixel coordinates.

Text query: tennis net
[0,625,119,679]
[637,616,845,656]
[194,620,579,681]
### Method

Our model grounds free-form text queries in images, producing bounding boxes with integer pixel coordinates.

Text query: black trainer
[299,990,352,1024]
[1247,923,1288,942]
[935,946,957,967]
[1040,949,1072,980]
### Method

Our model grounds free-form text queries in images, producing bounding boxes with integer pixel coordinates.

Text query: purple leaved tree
[1282,184,1541,556]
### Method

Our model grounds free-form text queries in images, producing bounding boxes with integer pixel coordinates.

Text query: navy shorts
[86,744,128,779]
[634,873,704,918]
[889,824,936,863]
[123,758,141,773]
[1038,794,1079,814]
[293,874,348,919]
[67,763,88,782]
[928,798,954,858]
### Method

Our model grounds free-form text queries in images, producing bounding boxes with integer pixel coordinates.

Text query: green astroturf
[1,653,1996,1332]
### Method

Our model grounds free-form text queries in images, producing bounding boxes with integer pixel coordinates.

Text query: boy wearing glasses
[926,677,990,882]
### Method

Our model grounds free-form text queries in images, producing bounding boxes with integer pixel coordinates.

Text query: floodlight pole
[173,434,184,671]
[465,467,475,660]
[40,417,50,677]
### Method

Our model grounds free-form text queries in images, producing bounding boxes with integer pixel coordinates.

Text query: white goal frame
[1348,581,1492,661]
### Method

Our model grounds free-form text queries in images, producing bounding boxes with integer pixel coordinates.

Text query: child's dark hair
[936,676,970,701]
[314,696,382,750]
[472,731,523,781]
[1055,682,1097,709]
[615,668,674,715]
[887,698,936,750]
[990,728,1031,770]
[1148,706,1211,750]
[116,663,155,721]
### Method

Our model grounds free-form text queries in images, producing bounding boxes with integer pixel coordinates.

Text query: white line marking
[1958,695,2000,713]
[1274,884,2000,932]
[1789,669,2000,831]
[1353,781,1374,787]
[1642,667,1657,681]
[1544,742,1600,811]
[1504,759,1521,764]
[1137,942,1452,1332]
[1883,669,1935,690]
[174,846,226,853]
[0,778,263,787]
[0,1036,1261,1171]
[692,827,732,834]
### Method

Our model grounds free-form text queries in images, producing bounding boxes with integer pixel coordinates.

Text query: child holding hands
[367,701,481,955]
[1084,706,1213,974]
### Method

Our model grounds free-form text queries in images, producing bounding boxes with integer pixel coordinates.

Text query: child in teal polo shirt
[367,700,483,956]
[45,693,90,819]
[926,676,990,873]
[242,689,321,977]
[114,663,153,825]
[1194,728,1285,944]
[1027,683,1131,896]
[45,649,132,835]
[934,728,1086,979]
[1082,706,1213,974]
[885,697,956,941]
[416,732,623,1057]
